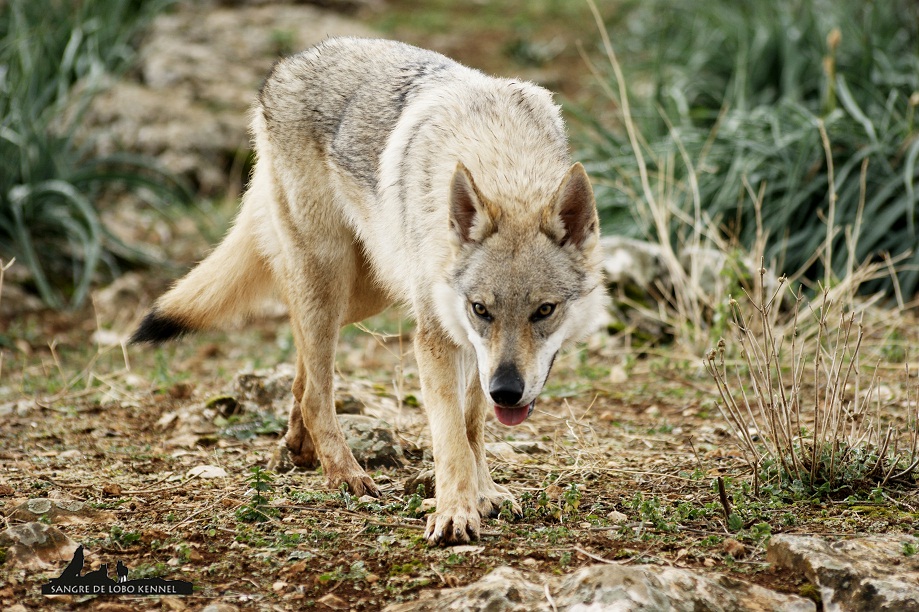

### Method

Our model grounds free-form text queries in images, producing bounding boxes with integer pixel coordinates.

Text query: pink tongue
[494,401,534,426]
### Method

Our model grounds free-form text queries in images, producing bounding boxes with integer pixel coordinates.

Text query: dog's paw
[478,486,521,519]
[326,470,380,498]
[424,503,481,545]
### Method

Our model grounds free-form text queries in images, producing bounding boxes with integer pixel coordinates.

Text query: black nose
[489,363,524,407]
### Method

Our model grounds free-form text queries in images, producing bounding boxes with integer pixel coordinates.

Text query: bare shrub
[705,278,919,498]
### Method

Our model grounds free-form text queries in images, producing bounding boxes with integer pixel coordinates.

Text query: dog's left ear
[543,162,598,249]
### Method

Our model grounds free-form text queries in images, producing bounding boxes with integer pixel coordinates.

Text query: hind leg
[282,232,383,496]
[291,317,378,496]
[255,125,387,495]
[281,358,318,467]
[279,239,390,477]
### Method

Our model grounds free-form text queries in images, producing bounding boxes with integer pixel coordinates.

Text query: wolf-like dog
[131,37,606,545]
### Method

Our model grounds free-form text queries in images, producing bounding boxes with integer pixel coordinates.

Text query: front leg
[415,327,480,545]
[465,376,521,519]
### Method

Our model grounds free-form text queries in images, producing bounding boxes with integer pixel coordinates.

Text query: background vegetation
[0,0,190,309]
[578,0,919,297]
[8,0,918,307]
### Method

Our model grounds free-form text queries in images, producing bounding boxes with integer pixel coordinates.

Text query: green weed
[130,562,169,579]
[236,466,278,523]
[319,560,369,583]
[106,525,141,548]
[403,484,426,518]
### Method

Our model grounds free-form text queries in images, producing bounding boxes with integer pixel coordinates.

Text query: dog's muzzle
[490,364,533,426]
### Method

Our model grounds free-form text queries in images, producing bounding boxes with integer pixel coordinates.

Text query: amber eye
[472,302,491,319]
[533,303,556,320]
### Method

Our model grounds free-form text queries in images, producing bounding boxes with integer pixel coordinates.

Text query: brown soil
[2,287,917,610]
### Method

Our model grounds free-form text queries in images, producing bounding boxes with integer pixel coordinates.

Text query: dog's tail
[130,202,272,344]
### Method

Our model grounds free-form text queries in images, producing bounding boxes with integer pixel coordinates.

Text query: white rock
[186,465,228,479]
[768,534,919,612]
[610,364,629,384]
[0,523,80,570]
[384,565,816,611]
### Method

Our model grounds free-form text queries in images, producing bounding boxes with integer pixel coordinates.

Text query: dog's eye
[532,303,556,321]
[471,302,491,319]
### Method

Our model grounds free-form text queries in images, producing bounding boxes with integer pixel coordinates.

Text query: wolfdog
[132,37,606,544]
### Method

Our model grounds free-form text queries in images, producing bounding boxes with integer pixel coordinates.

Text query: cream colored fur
[134,38,607,545]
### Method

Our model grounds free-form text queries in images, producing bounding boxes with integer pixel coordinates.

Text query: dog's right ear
[450,162,498,244]
[542,162,598,251]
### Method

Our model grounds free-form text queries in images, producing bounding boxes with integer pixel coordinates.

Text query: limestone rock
[200,604,240,612]
[83,3,374,194]
[601,236,664,290]
[9,498,115,525]
[384,567,545,612]
[384,564,815,611]
[186,465,229,479]
[554,564,814,611]
[600,237,783,341]
[486,440,549,461]
[233,365,368,416]
[233,364,295,410]
[0,522,79,570]
[768,534,919,612]
[0,399,36,418]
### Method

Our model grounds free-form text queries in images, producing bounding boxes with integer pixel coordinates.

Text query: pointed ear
[545,162,598,249]
[450,162,496,244]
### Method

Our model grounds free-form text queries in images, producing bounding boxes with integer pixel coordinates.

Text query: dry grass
[0,257,11,380]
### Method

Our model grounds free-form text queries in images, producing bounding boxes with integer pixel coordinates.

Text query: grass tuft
[577,0,919,298]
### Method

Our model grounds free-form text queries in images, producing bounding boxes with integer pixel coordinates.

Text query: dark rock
[339,415,404,468]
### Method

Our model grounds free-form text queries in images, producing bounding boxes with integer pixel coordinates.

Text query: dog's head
[436,162,607,426]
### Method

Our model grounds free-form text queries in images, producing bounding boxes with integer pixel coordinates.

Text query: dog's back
[258,38,464,191]
[256,38,572,297]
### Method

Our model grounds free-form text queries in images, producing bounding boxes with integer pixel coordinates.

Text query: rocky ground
[3,1,919,610]
[4,288,919,610]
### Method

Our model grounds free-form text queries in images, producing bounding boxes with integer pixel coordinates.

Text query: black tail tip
[130,309,191,345]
